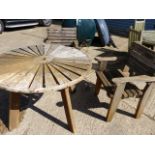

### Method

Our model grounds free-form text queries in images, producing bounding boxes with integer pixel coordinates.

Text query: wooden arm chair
[95,42,155,122]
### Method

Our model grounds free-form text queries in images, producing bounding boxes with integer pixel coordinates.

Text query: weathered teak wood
[61,88,76,133]
[45,27,78,47]
[134,20,145,31]
[135,82,155,118]
[128,20,145,49]
[97,71,113,87]
[95,74,102,95]
[9,93,20,130]
[95,42,155,121]
[0,44,91,133]
[95,56,117,71]
[0,44,91,93]
[128,27,142,49]
[107,83,126,122]
[112,75,155,85]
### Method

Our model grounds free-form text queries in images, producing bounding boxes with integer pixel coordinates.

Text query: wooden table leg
[61,88,76,133]
[9,92,20,130]
[95,76,102,96]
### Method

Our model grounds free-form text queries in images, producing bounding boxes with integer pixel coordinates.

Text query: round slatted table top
[0,44,92,93]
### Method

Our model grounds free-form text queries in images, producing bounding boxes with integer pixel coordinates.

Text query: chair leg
[61,88,76,133]
[95,76,102,96]
[135,83,155,118]
[9,92,20,130]
[69,85,76,93]
[106,83,126,122]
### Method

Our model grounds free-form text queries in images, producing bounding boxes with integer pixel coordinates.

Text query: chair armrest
[112,75,155,85]
[95,56,117,62]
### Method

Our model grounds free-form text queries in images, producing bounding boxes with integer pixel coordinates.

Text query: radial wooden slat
[29,65,43,92]
[36,45,45,56]
[0,44,91,93]
[52,62,87,76]
[51,63,80,81]
[47,64,70,85]
[28,45,42,56]
[44,64,58,89]
[12,48,37,57]
[19,47,40,56]
[4,51,31,57]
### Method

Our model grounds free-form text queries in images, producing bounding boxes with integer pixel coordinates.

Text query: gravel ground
[0,25,155,135]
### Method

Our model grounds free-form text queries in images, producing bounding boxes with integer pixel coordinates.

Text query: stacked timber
[45,27,78,46]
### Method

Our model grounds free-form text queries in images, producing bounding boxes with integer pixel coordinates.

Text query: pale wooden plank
[52,63,80,81]
[44,64,58,88]
[29,65,43,91]
[47,64,70,85]
[20,47,40,56]
[47,35,76,38]
[12,48,37,56]
[4,65,40,92]
[46,39,76,43]
[28,45,42,56]
[7,50,33,57]
[2,52,32,58]
[43,44,51,55]
[45,44,64,56]
[95,56,117,62]
[0,60,35,84]
[48,30,76,33]
[46,41,74,46]
[112,75,155,85]
[52,58,91,70]
[53,63,86,76]
[36,45,44,55]
[118,69,146,90]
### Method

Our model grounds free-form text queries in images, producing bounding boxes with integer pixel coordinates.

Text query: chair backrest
[134,20,145,31]
[128,20,145,49]
[128,42,155,75]
[128,28,142,49]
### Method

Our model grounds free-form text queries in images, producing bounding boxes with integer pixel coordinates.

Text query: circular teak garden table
[0,44,91,133]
